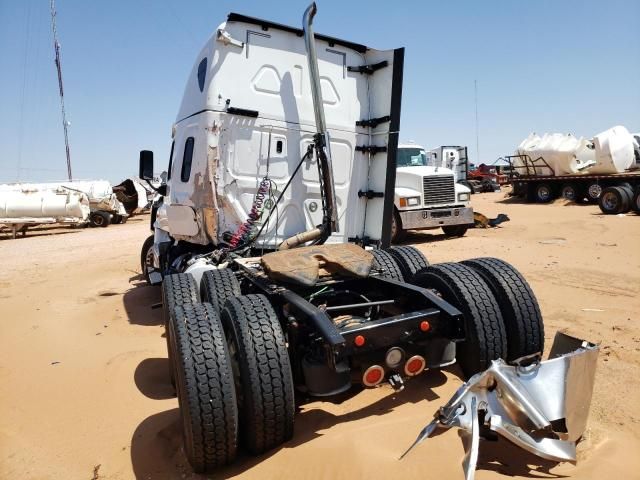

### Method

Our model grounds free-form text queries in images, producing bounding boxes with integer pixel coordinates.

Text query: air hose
[228,177,271,248]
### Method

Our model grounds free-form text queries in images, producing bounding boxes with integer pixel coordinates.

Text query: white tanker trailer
[0,188,90,238]
[0,180,130,227]
[506,125,640,214]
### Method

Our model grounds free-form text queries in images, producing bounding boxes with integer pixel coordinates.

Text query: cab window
[167,141,174,180]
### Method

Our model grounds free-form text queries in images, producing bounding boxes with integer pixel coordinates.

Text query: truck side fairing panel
[167,17,402,247]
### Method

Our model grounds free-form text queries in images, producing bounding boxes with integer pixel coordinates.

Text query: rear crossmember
[242,271,465,371]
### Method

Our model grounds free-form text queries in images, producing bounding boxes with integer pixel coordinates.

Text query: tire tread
[462,258,544,360]
[221,294,294,454]
[171,303,237,472]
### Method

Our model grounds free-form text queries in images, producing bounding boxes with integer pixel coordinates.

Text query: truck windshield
[397,148,428,167]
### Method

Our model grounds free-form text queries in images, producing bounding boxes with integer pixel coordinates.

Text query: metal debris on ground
[401,332,599,480]
[473,212,510,228]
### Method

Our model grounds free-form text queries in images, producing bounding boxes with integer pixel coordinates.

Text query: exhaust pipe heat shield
[401,332,599,480]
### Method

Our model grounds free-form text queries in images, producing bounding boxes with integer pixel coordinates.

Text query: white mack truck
[136,4,544,474]
[392,143,473,242]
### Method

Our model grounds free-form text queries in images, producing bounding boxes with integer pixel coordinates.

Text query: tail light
[362,365,385,387]
[404,355,426,376]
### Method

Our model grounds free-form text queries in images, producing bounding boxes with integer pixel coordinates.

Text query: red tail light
[362,365,385,387]
[404,355,426,376]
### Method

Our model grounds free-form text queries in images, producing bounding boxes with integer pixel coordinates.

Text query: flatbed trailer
[506,154,640,212]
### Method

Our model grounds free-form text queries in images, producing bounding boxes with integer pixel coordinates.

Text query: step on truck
[392,143,473,242]
[137,3,545,473]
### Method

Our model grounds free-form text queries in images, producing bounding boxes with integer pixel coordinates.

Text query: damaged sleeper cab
[133,3,592,477]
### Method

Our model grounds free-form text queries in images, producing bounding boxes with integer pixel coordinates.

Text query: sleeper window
[181,137,194,182]
[197,58,207,92]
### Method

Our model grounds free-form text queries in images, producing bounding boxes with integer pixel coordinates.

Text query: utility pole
[474,79,480,164]
[50,0,73,181]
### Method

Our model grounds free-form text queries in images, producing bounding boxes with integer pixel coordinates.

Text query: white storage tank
[589,125,635,174]
[516,125,635,176]
[0,189,89,220]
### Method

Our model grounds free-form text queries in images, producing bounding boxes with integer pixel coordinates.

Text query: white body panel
[0,189,89,222]
[165,17,400,248]
[515,126,635,176]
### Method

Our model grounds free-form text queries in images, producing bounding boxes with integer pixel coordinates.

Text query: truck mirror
[139,150,154,180]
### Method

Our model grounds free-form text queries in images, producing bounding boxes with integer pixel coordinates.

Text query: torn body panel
[402,333,599,480]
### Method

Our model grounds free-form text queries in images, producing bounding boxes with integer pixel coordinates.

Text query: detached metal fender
[402,332,599,480]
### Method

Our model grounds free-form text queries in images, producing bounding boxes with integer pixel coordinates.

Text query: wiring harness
[228,177,272,248]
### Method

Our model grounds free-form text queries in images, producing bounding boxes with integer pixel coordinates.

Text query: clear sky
[1,0,638,184]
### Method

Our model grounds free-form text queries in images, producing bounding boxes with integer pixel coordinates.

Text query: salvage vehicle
[392,143,474,241]
[137,4,544,473]
[0,187,89,238]
[0,180,130,227]
[507,126,640,214]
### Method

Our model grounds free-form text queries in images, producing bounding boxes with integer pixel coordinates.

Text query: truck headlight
[399,196,421,207]
[458,193,470,202]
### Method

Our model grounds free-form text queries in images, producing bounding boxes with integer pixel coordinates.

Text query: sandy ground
[1,192,639,480]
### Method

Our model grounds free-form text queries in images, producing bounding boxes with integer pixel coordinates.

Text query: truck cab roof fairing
[175,15,381,128]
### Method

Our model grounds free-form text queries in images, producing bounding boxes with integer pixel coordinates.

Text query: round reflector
[363,365,384,387]
[404,355,426,376]
[354,335,366,347]
[419,321,431,332]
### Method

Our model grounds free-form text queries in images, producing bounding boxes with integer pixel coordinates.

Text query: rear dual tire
[170,286,294,471]
[413,258,544,376]
[413,263,507,377]
[163,274,199,387]
[598,186,631,214]
[387,246,430,281]
[170,303,238,472]
[462,258,544,361]
[220,294,295,454]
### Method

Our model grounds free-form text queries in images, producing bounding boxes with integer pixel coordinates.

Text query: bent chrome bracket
[401,332,599,480]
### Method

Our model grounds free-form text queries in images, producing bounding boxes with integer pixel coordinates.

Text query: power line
[49,0,73,181]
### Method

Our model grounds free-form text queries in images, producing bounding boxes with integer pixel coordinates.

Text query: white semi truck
[136,4,546,473]
[392,143,473,241]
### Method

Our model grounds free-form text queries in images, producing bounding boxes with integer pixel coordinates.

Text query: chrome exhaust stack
[302,2,338,235]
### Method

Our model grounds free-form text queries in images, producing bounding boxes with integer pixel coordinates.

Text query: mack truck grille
[423,175,455,205]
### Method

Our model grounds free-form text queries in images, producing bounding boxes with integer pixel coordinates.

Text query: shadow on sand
[123,276,162,327]
[130,369,449,479]
[462,431,567,478]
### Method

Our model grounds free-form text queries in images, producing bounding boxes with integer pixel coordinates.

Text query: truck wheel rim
[588,184,602,199]
[144,248,155,277]
[602,192,618,210]
[538,186,551,201]
[561,187,575,200]
[94,215,104,226]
